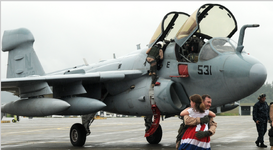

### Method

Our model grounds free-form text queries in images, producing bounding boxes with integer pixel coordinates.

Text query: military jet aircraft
[1,3,267,147]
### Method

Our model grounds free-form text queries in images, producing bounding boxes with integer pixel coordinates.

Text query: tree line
[240,82,273,104]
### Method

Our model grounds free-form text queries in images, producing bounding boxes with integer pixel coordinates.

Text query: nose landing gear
[146,124,162,144]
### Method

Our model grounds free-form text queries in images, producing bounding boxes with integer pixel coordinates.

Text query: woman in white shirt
[178,94,216,150]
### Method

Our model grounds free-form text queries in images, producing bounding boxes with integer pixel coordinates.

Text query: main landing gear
[69,113,95,146]
[69,93,108,146]
[70,123,86,146]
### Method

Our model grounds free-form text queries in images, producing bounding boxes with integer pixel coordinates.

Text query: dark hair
[258,93,266,100]
[190,94,205,113]
[202,94,211,101]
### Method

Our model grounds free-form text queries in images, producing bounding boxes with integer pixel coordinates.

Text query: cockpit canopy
[148,3,238,63]
[148,12,190,48]
[148,3,237,48]
[199,38,237,61]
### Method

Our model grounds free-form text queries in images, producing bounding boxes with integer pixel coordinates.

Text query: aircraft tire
[70,123,86,146]
[12,119,16,123]
[146,124,162,144]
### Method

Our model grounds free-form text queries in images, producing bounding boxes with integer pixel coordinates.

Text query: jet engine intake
[154,79,189,115]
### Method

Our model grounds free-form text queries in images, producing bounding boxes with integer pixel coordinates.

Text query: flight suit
[147,45,161,73]
[253,101,269,145]
[184,36,204,63]
[146,44,162,85]
[187,53,199,63]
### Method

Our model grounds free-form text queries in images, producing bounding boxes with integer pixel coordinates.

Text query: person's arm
[184,115,210,126]
[146,48,151,54]
[208,117,217,136]
[180,108,189,116]
[253,103,258,123]
[196,117,217,139]
[184,115,200,126]
[270,104,273,125]
[159,49,163,59]
[209,111,216,117]
[267,103,270,123]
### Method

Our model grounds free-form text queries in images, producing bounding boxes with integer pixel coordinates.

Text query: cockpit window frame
[199,37,238,62]
[196,4,238,39]
[175,3,238,48]
[148,12,190,48]
[211,38,237,54]
[199,41,219,62]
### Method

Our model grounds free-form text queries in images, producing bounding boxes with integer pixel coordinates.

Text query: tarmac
[1,116,271,150]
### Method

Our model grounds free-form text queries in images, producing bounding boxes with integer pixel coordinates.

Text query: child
[178,94,215,150]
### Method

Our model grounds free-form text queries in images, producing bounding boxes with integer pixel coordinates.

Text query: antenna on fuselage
[136,44,141,50]
[83,58,89,66]
[113,53,116,59]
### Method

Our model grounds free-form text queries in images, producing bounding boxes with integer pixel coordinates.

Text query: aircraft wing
[1,70,143,97]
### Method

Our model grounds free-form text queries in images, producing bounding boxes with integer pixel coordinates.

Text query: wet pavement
[1,116,271,150]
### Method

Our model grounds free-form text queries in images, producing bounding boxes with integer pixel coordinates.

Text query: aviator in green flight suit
[146,41,164,87]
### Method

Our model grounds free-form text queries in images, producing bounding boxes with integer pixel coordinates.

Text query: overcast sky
[1,1,273,84]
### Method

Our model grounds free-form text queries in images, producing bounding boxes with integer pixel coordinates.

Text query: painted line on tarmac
[1,126,70,135]
[1,120,11,123]
[2,121,144,136]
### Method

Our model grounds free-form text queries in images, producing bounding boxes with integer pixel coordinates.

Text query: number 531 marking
[198,65,212,75]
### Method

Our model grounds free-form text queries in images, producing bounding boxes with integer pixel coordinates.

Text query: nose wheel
[70,123,87,146]
[146,124,162,144]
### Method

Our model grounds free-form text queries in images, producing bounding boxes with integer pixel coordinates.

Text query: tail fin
[2,28,52,98]
[2,28,45,78]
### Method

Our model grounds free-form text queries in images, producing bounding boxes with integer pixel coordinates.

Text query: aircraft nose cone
[249,63,267,86]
